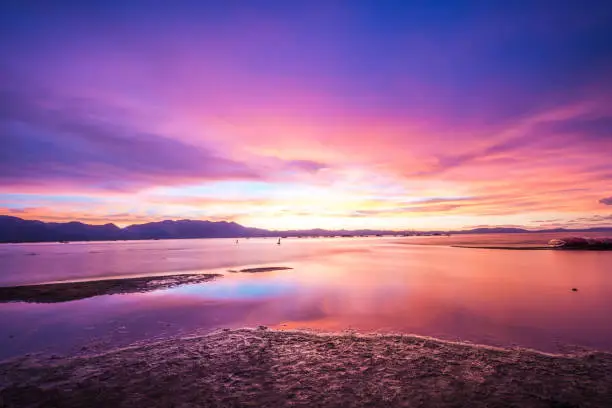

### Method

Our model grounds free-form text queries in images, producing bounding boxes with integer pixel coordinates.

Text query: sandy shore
[1,328,611,407]
[0,273,220,303]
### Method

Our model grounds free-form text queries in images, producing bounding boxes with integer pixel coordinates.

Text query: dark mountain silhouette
[123,219,268,240]
[538,227,612,233]
[0,215,611,243]
[0,216,268,243]
[451,227,529,234]
[0,216,123,243]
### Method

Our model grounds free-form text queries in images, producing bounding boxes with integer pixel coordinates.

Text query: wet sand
[0,273,220,303]
[1,328,611,408]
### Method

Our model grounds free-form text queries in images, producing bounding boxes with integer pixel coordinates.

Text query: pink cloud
[2,3,612,229]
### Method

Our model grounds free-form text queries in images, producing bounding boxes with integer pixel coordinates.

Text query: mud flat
[0,273,221,303]
[1,328,611,407]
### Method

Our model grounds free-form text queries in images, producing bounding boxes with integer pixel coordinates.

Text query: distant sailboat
[277,238,281,245]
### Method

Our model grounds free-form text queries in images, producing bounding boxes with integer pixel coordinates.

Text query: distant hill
[0,215,611,243]
[0,216,268,243]
[537,227,612,233]
[0,216,123,243]
[123,219,268,240]
[452,227,529,234]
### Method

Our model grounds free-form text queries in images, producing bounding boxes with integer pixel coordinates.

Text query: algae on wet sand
[1,328,611,407]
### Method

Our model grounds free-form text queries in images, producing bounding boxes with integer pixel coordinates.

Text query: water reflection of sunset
[4,237,610,357]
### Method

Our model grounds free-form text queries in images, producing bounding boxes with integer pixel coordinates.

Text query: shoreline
[1,328,611,407]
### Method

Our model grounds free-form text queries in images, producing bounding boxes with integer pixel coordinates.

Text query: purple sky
[1,1,611,229]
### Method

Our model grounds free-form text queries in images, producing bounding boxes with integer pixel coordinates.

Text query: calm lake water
[1,233,611,359]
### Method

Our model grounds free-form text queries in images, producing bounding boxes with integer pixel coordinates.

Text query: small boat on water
[277,238,281,245]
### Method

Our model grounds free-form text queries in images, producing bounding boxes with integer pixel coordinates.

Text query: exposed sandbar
[1,328,611,407]
[228,266,293,273]
[0,273,221,304]
[452,245,552,250]
[453,245,612,251]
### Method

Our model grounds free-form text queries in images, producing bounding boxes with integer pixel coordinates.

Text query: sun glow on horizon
[1,2,611,231]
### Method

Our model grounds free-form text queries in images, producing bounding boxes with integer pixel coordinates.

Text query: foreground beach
[1,328,611,408]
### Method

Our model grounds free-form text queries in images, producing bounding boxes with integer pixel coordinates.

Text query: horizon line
[2,214,611,234]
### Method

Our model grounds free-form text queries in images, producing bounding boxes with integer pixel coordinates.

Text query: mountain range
[0,215,611,243]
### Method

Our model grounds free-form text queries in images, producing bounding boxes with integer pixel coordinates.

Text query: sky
[1,0,611,230]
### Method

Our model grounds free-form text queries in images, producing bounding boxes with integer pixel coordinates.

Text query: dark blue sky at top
[2,1,611,124]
